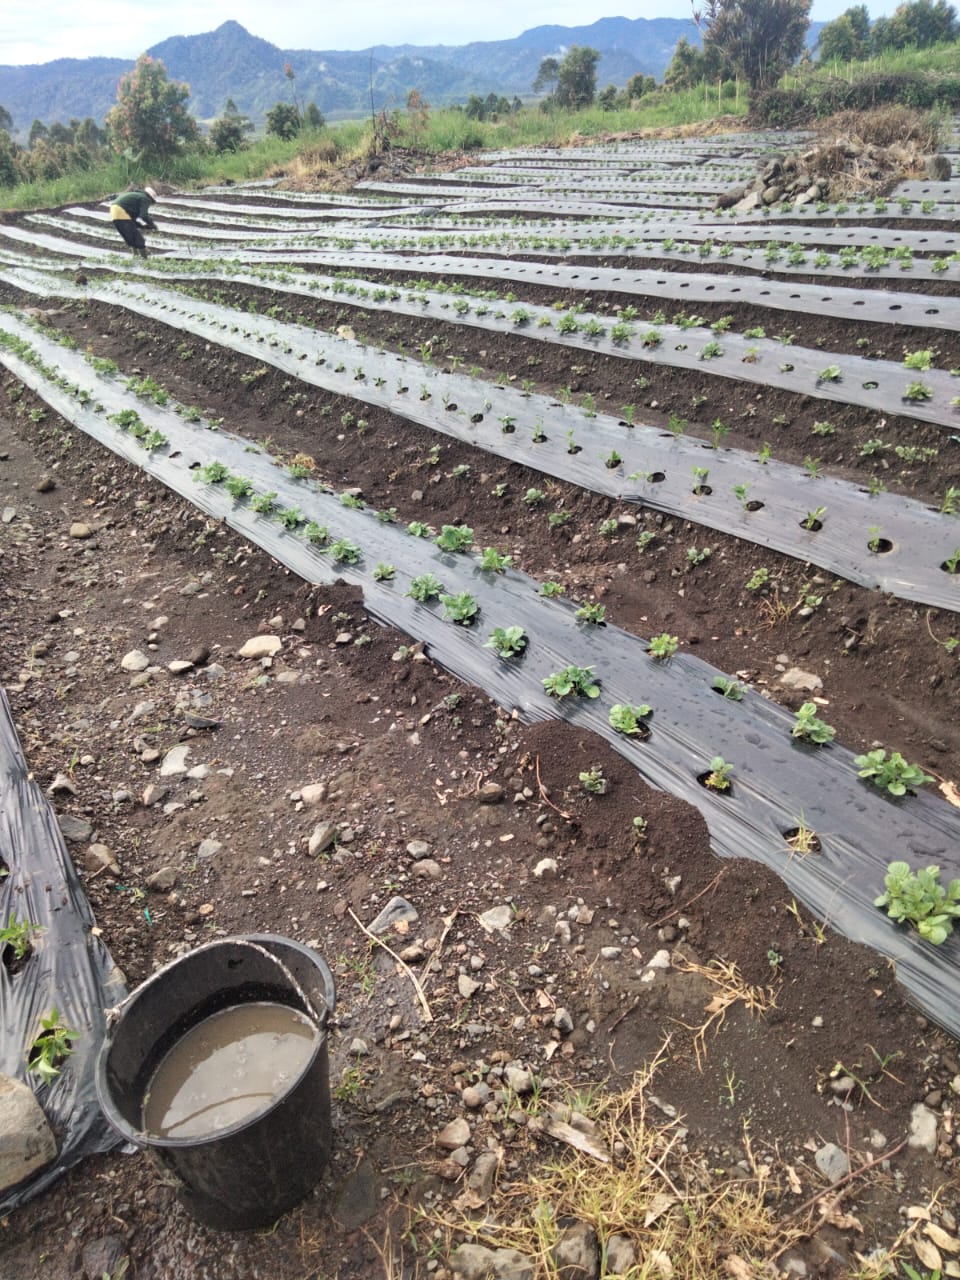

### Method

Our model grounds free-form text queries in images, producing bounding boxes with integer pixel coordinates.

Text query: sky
[3,1,898,67]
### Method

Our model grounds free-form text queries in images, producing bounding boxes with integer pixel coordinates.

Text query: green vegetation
[853,748,933,796]
[543,665,601,700]
[875,862,960,944]
[28,1008,79,1084]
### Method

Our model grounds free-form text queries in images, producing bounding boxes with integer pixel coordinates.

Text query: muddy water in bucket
[96,936,336,1230]
[142,1002,319,1140]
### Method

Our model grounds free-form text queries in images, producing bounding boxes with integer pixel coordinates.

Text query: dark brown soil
[0,170,958,1280]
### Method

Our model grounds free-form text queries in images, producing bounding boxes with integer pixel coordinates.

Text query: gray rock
[236,635,282,659]
[57,814,92,842]
[406,839,430,858]
[120,649,150,673]
[533,858,558,879]
[81,1236,128,1280]
[465,1150,499,1201]
[780,667,823,693]
[1,507,15,525]
[197,839,222,860]
[69,522,93,539]
[478,781,505,804]
[142,783,169,807]
[478,905,514,933]
[504,1066,533,1095]
[451,1244,534,1280]
[333,1157,379,1230]
[605,1234,637,1276]
[462,1082,492,1108]
[554,1221,600,1279]
[367,896,418,935]
[924,153,952,180]
[85,843,119,875]
[908,1102,938,1153]
[412,858,442,879]
[0,1073,58,1192]
[458,974,482,998]
[308,822,339,855]
[732,190,762,213]
[814,1142,849,1181]
[159,744,191,777]
[300,782,327,806]
[437,1117,471,1150]
[146,866,177,892]
[48,772,76,797]
[553,1008,574,1035]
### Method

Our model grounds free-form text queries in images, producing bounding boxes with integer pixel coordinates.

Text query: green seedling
[648,634,678,660]
[0,918,37,961]
[903,381,933,402]
[875,862,960,945]
[575,602,606,625]
[579,766,608,795]
[225,475,254,501]
[524,488,546,505]
[28,1007,79,1084]
[198,460,229,484]
[687,546,712,567]
[636,531,655,552]
[853,749,933,797]
[485,626,527,658]
[712,676,744,700]
[407,574,444,603]
[745,567,770,591]
[434,524,473,553]
[542,665,601,700]
[817,365,842,383]
[441,592,479,625]
[609,703,652,736]
[791,702,836,745]
[548,511,572,528]
[479,547,512,573]
[540,581,564,598]
[372,563,395,581]
[703,756,733,791]
[303,521,329,546]
[631,815,648,844]
[330,538,361,564]
[903,349,934,371]
[803,506,826,530]
[407,521,432,538]
[250,491,277,515]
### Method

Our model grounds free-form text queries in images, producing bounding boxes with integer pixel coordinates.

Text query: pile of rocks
[717,141,951,213]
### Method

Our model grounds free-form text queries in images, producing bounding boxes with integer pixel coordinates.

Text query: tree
[816,5,871,61]
[265,102,301,140]
[597,84,619,110]
[533,57,560,95]
[0,105,13,133]
[664,35,706,89]
[28,119,48,147]
[105,54,199,162]
[209,98,254,153]
[694,0,812,92]
[878,0,958,48]
[303,102,325,130]
[555,46,601,108]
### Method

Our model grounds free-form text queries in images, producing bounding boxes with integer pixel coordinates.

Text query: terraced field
[1,130,959,1279]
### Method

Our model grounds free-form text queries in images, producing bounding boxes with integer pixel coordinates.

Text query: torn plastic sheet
[2,335,960,1043]
[0,686,127,1214]
[3,279,957,612]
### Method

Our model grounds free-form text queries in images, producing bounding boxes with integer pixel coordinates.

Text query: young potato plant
[648,634,679,660]
[407,573,444,603]
[703,756,733,791]
[441,591,479,625]
[479,547,512,573]
[579,766,608,795]
[712,676,744,700]
[875,862,960,944]
[435,524,474,553]
[791,702,836,745]
[543,665,601,700]
[330,538,361,565]
[853,749,932,797]
[609,703,652,736]
[575,602,606,625]
[0,917,37,963]
[28,1007,79,1084]
[485,626,527,658]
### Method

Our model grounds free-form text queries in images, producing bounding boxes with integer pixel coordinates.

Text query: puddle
[142,1002,318,1139]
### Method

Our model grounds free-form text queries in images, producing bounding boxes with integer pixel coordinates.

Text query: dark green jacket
[111,190,156,225]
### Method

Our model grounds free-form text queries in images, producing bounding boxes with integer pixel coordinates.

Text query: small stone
[478,781,505,804]
[146,866,177,892]
[197,839,222,860]
[308,822,339,855]
[85,843,120,875]
[81,1237,128,1280]
[120,650,150,672]
[300,782,327,806]
[69,522,93,539]
[1,507,16,525]
[504,1066,533,1094]
[412,859,442,879]
[605,1234,637,1276]
[47,772,77,797]
[436,1117,471,1150]
[367,896,418,935]
[237,635,282,659]
[780,667,823,693]
[406,839,430,858]
[458,974,482,998]
[533,858,558,879]
[478,905,513,933]
[159,744,191,776]
[57,814,92,842]
[168,660,194,675]
[142,783,169,807]
[908,1102,939,1153]
[553,1008,574,1035]
[554,1221,599,1279]
[814,1142,849,1181]
[462,1083,491,1108]
[450,1244,534,1280]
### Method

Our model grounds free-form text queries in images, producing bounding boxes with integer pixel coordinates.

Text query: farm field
[1,129,959,1279]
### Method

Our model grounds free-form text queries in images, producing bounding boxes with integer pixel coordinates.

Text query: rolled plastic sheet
[1,331,959,1041]
[2,282,957,612]
[0,686,127,1213]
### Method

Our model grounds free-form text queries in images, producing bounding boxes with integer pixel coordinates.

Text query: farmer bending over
[109,186,158,258]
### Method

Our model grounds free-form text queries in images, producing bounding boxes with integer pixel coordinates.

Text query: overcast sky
[3,2,899,66]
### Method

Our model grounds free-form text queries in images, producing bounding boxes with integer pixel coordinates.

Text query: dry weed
[674,956,779,1070]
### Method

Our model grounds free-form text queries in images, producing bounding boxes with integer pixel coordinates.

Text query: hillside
[0,16,823,132]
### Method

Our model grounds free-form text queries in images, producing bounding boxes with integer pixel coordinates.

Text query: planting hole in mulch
[782,825,823,854]
[868,537,895,554]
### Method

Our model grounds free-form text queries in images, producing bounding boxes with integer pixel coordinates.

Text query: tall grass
[784,38,960,89]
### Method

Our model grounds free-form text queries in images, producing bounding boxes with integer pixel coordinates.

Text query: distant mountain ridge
[0,16,824,134]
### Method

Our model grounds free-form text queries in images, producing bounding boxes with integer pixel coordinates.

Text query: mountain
[0,17,825,135]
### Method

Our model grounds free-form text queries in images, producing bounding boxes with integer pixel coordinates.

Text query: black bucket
[95,935,336,1230]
